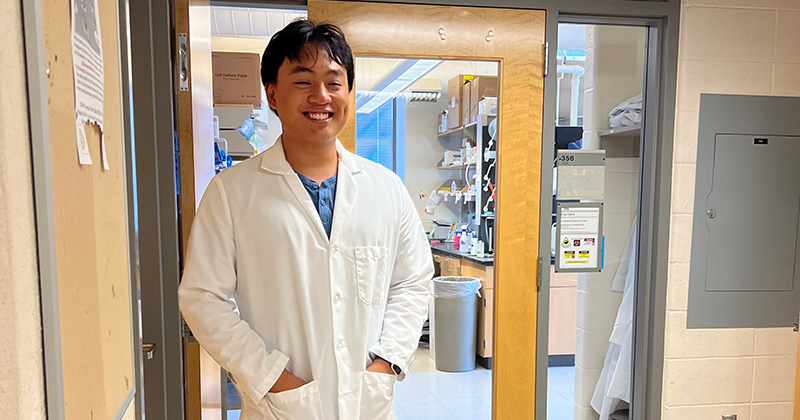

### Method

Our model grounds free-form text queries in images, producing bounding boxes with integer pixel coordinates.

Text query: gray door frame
[133,1,679,420]
[125,0,187,419]
[538,12,678,420]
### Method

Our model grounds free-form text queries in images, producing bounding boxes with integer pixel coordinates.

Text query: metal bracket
[178,33,189,92]
[543,42,550,77]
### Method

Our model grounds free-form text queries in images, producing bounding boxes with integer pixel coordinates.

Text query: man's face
[266,47,350,145]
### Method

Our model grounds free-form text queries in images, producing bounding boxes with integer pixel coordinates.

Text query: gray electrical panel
[688,94,800,329]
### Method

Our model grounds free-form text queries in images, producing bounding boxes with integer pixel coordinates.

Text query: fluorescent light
[356,59,442,114]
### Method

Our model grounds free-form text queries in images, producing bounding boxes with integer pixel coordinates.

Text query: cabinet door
[442,257,462,277]
[477,288,495,358]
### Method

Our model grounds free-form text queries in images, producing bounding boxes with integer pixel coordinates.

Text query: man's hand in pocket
[366,359,394,375]
[269,369,307,393]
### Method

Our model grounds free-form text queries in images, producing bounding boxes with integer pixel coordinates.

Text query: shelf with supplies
[437,114,496,151]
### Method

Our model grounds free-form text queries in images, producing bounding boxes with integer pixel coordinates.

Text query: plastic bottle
[460,227,469,251]
[470,234,478,255]
[451,180,457,193]
[476,240,484,257]
[453,234,461,250]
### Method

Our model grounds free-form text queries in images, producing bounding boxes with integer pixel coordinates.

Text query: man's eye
[295,81,311,85]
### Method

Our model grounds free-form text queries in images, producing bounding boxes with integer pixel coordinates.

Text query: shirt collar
[260,136,366,175]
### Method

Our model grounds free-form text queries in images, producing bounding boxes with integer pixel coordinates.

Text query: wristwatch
[373,355,402,375]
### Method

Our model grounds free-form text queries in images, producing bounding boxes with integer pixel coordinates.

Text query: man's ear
[265,83,280,116]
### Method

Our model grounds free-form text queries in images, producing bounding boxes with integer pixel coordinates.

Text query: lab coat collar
[260,137,366,175]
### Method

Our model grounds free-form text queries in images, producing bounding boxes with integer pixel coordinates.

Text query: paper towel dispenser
[687,94,800,329]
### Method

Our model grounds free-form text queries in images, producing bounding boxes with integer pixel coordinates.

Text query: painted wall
[0,2,46,419]
[582,26,647,150]
[663,1,799,419]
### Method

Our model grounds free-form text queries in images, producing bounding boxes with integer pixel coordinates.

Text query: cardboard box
[469,76,498,123]
[446,74,474,130]
[462,79,472,128]
[212,52,262,106]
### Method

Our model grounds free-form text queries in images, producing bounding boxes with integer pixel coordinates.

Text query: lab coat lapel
[260,138,329,243]
[329,141,365,244]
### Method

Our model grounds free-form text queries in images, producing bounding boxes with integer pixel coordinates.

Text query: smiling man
[178,20,434,420]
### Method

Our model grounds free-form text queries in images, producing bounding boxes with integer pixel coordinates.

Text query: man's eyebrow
[288,67,344,77]
[289,66,315,75]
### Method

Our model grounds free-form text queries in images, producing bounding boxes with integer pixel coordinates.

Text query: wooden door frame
[308,2,546,418]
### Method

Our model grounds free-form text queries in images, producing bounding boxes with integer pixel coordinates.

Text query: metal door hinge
[793,316,798,332]
[537,256,543,290]
[543,42,550,77]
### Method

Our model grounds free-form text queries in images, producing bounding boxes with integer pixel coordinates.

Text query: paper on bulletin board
[71,0,108,169]
[557,204,603,272]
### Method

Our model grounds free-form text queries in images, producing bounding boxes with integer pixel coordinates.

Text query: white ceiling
[210,7,306,38]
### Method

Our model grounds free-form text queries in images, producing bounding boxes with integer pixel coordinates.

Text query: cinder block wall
[0,2,47,419]
[663,1,799,419]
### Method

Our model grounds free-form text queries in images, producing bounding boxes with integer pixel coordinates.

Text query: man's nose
[308,83,332,104]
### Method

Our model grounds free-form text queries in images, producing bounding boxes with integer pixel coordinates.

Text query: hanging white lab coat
[178,139,434,420]
[591,217,637,419]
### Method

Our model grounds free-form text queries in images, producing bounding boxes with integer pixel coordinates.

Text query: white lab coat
[591,217,637,419]
[178,139,434,420]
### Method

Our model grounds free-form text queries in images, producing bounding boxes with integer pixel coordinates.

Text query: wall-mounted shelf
[437,161,477,170]
[598,124,641,157]
[597,124,641,139]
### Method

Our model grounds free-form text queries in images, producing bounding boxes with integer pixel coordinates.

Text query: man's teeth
[308,113,330,120]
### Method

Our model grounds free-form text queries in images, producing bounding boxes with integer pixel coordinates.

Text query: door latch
[143,343,157,360]
[178,33,189,91]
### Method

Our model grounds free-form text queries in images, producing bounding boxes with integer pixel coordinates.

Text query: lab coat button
[334,293,342,303]
[332,244,340,253]
[337,341,345,351]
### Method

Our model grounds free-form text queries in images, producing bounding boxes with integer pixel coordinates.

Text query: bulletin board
[42,0,134,418]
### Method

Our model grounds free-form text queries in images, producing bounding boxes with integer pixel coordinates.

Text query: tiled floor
[226,347,576,420]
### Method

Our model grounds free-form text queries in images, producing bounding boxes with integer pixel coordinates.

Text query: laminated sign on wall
[556,150,605,200]
[71,0,108,169]
[555,202,604,273]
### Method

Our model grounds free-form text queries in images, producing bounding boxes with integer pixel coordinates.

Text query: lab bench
[430,242,494,368]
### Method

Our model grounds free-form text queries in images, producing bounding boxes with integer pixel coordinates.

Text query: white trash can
[432,276,482,372]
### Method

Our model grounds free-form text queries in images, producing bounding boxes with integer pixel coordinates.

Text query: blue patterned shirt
[296,172,338,239]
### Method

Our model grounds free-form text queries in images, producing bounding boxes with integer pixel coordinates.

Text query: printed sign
[555,203,604,272]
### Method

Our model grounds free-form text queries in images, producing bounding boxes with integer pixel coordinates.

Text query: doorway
[169,2,677,420]
[545,23,648,420]
[355,56,499,420]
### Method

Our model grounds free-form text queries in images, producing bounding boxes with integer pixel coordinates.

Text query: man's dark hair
[261,19,354,91]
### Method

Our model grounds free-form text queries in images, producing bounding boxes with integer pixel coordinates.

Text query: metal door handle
[143,343,156,360]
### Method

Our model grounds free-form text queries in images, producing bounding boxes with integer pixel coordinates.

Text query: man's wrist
[372,355,402,375]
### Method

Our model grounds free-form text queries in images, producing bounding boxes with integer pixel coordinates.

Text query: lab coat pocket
[264,381,325,420]
[360,372,397,420]
[355,246,390,305]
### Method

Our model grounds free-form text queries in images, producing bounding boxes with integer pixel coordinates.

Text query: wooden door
[308,2,546,417]
[174,0,217,418]
[40,0,135,417]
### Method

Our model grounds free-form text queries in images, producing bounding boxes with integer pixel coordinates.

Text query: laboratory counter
[429,242,494,266]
